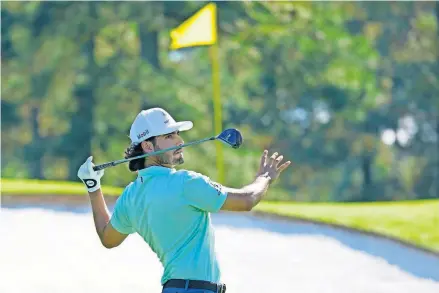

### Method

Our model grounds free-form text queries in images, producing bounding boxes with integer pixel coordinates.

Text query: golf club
[92,128,243,171]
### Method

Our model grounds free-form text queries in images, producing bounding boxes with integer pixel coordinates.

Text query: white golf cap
[129,107,193,144]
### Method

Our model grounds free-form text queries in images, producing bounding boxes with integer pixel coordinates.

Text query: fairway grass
[1,178,123,196]
[255,200,439,253]
[2,178,438,252]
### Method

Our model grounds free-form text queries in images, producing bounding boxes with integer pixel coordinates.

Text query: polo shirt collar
[137,166,176,177]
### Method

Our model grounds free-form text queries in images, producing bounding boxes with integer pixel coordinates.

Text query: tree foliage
[1,1,438,201]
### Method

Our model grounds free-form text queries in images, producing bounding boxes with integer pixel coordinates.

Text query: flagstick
[169,3,224,183]
[209,42,224,184]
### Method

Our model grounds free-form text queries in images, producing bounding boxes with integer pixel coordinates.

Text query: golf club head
[217,128,243,149]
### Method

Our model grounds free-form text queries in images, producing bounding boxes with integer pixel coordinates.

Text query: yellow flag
[169,3,217,50]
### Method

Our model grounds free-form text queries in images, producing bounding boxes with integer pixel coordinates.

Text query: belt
[163,279,226,293]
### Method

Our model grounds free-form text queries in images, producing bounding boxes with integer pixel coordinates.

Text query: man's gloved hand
[77,156,104,192]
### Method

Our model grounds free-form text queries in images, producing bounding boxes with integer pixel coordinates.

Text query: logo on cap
[137,129,149,139]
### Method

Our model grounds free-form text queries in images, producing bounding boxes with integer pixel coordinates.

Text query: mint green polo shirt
[109,166,228,285]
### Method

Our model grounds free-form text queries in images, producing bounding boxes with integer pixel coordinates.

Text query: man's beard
[173,154,184,165]
[155,147,184,166]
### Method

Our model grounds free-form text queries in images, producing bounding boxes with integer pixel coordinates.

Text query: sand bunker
[1,206,438,293]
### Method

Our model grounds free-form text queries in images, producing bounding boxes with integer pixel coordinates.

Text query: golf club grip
[93,161,116,171]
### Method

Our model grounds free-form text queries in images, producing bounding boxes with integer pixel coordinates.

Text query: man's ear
[141,140,154,153]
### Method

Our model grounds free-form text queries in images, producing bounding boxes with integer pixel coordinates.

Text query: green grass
[2,178,438,252]
[1,178,123,196]
[255,200,439,253]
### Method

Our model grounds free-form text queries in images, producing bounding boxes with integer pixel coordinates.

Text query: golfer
[77,107,291,293]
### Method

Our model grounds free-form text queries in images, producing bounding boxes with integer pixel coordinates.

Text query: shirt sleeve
[110,190,135,235]
[181,171,228,212]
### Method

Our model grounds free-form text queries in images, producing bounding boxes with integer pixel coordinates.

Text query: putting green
[255,200,439,253]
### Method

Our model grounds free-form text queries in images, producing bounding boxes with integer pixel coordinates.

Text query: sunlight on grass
[256,200,439,252]
[1,178,123,196]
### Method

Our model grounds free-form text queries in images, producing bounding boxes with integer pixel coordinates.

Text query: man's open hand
[255,150,291,183]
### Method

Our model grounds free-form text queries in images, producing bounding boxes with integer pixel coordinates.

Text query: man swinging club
[77,107,291,293]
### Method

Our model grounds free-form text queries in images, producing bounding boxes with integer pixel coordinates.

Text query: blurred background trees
[1,1,438,202]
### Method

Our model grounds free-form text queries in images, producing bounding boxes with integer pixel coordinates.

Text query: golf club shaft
[93,136,216,171]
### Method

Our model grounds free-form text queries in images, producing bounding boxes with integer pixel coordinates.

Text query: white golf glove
[77,156,104,192]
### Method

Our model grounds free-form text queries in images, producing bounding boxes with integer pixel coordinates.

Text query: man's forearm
[243,174,272,208]
[88,188,111,242]
[221,174,272,211]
